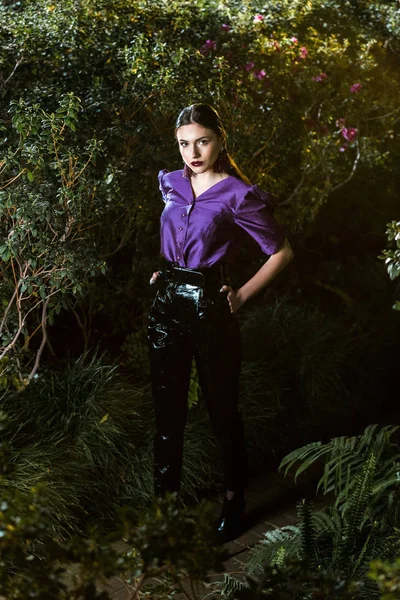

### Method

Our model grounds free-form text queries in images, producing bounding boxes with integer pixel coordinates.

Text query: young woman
[148,104,293,541]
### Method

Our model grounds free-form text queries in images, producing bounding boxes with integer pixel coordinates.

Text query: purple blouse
[158,169,285,269]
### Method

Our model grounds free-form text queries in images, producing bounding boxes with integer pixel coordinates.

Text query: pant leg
[193,289,248,492]
[148,283,193,496]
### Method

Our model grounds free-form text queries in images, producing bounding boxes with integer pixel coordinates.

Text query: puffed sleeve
[158,169,170,203]
[234,184,286,255]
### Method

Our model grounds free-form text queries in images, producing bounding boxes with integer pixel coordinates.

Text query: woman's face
[176,123,222,176]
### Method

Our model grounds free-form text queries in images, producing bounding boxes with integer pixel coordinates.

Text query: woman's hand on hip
[149,271,159,284]
[219,285,244,314]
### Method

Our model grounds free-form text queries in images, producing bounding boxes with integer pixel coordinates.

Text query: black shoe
[215,490,246,544]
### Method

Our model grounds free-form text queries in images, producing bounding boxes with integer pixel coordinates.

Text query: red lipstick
[191,161,203,167]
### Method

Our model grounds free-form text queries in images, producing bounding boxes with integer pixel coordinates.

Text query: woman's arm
[220,238,294,313]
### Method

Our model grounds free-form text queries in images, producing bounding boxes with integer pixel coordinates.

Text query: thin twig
[0,289,17,336]
[278,168,309,207]
[52,126,68,187]
[2,57,24,87]
[0,289,61,359]
[0,169,27,190]
[25,297,50,385]
[330,141,361,193]
[69,151,94,187]
[365,107,400,121]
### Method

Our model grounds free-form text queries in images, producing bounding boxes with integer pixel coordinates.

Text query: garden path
[99,469,321,599]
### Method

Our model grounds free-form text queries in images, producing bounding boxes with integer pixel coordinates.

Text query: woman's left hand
[219,285,244,314]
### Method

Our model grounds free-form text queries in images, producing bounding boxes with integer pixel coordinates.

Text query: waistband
[160,258,225,288]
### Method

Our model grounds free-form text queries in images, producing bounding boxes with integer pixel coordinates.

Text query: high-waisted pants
[147,266,248,497]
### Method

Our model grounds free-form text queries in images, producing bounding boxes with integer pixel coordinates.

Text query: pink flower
[341,127,358,142]
[299,46,308,59]
[350,83,363,93]
[221,24,231,31]
[290,37,298,43]
[254,14,264,23]
[245,61,255,71]
[312,72,327,82]
[253,69,267,80]
[200,39,217,55]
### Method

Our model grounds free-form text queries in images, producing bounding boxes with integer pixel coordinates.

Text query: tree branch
[24,297,50,386]
[330,141,361,193]
[2,56,24,88]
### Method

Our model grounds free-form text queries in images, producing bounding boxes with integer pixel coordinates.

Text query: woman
[148,104,293,541]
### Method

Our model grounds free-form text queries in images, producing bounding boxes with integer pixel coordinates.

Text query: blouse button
[181,213,186,217]
[177,242,181,246]
[177,255,181,259]
[178,227,183,230]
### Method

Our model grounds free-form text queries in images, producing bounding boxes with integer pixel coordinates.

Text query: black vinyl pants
[148,268,248,497]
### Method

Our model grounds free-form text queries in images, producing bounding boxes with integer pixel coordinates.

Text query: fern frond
[221,573,249,598]
[271,546,286,568]
[312,507,343,533]
[280,424,400,515]
[279,441,327,481]
[297,499,317,565]
[244,525,300,576]
[336,454,376,571]
[356,577,381,599]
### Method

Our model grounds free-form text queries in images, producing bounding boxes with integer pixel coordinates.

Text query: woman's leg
[148,289,193,496]
[194,294,248,494]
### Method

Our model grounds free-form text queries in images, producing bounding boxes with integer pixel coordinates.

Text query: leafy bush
[0,427,224,600]
[240,298,388,449]
[0,95,108,387]
[380,220,400,310]
[0,353,281,537]
[1,0,400,375]
[222,425,400,599]
[280,423,400,530]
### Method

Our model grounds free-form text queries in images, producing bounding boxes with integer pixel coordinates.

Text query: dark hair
[175,104,251,184]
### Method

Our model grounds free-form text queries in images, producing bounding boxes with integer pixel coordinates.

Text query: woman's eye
[180,142,188,147]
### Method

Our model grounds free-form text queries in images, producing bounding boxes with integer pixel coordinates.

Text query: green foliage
[0,93,110,386]
[0,353,279,537]
[0,356,154,537]
[279,424,400,529]
[121,326,150,379]
[222,559,365,599]
[188,360,201,409]
[1,0,400,374]
[379,221,400,310]
[222,425,400,599]
[244,525,301,578]
[240,298,387,449]
[1,413,225,600]
[233,470,399,599]
[369,558,400,600]
[221,573,250,597]
[0,448,224,599]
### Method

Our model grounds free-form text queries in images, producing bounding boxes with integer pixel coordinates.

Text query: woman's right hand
[149,271,160,284]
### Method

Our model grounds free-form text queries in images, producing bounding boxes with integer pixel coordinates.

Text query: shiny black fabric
[148,268,248,497]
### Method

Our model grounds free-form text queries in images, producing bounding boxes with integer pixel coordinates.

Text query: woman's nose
[191,146,200,158]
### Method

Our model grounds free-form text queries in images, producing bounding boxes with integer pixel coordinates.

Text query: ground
[91,469,323,599]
